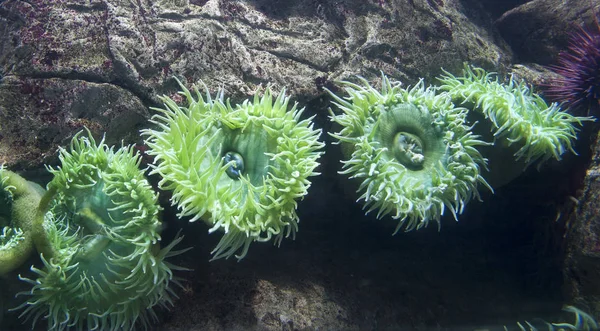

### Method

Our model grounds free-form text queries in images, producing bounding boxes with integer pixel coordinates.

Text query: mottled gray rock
[0,0,511,169]
[0,76,148,168]
[475,0,532,19]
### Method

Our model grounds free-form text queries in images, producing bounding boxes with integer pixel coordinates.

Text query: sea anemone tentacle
[142,79,324,260]
[438,64,593,167]
[328,74,491,232]
[14,130,184,331]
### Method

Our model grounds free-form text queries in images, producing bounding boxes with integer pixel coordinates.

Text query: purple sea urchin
[546,20,600,113]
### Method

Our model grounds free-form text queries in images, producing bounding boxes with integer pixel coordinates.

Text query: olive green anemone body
[0,167,44,275]
[328,75,491,232]
[437,65,591,166]
[142,81,324,260]
[16,132,183,331]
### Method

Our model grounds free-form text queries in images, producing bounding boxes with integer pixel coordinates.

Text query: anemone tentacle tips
[327,74,491,233]
[14,130,184,331]
[142,79,324,261]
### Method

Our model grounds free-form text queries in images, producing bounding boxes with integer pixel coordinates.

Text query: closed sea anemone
[15,131,184,331]
[437,65,590,168]
[0,166,44,275]
[142,79,324,260]
[327,74,491,233]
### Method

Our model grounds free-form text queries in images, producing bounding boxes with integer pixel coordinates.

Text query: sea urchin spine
[546,13,600,114]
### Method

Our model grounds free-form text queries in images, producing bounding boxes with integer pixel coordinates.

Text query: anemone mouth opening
[393,131,425,170]
[222,151,244,180]
[375,103,436,172]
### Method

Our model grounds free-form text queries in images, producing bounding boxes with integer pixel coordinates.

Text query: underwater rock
[0,76,148,168]
[496,0,600,65]
[0,0,511,169]
[564,129,600,319]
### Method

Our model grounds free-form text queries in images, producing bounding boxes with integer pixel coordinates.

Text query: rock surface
[0,0,510,169]
[496,0,600,65]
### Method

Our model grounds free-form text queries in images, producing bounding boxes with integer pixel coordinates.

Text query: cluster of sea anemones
[2,58,593,331]
[326,65,589,232]
[1,81,326,331]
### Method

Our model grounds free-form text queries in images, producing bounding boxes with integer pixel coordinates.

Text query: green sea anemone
[0,166,44,276]
[15,131,184,331]
[327,74,491,232]
[142,80,324,260]
[507,305,598,331]
[437,64,591,167]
